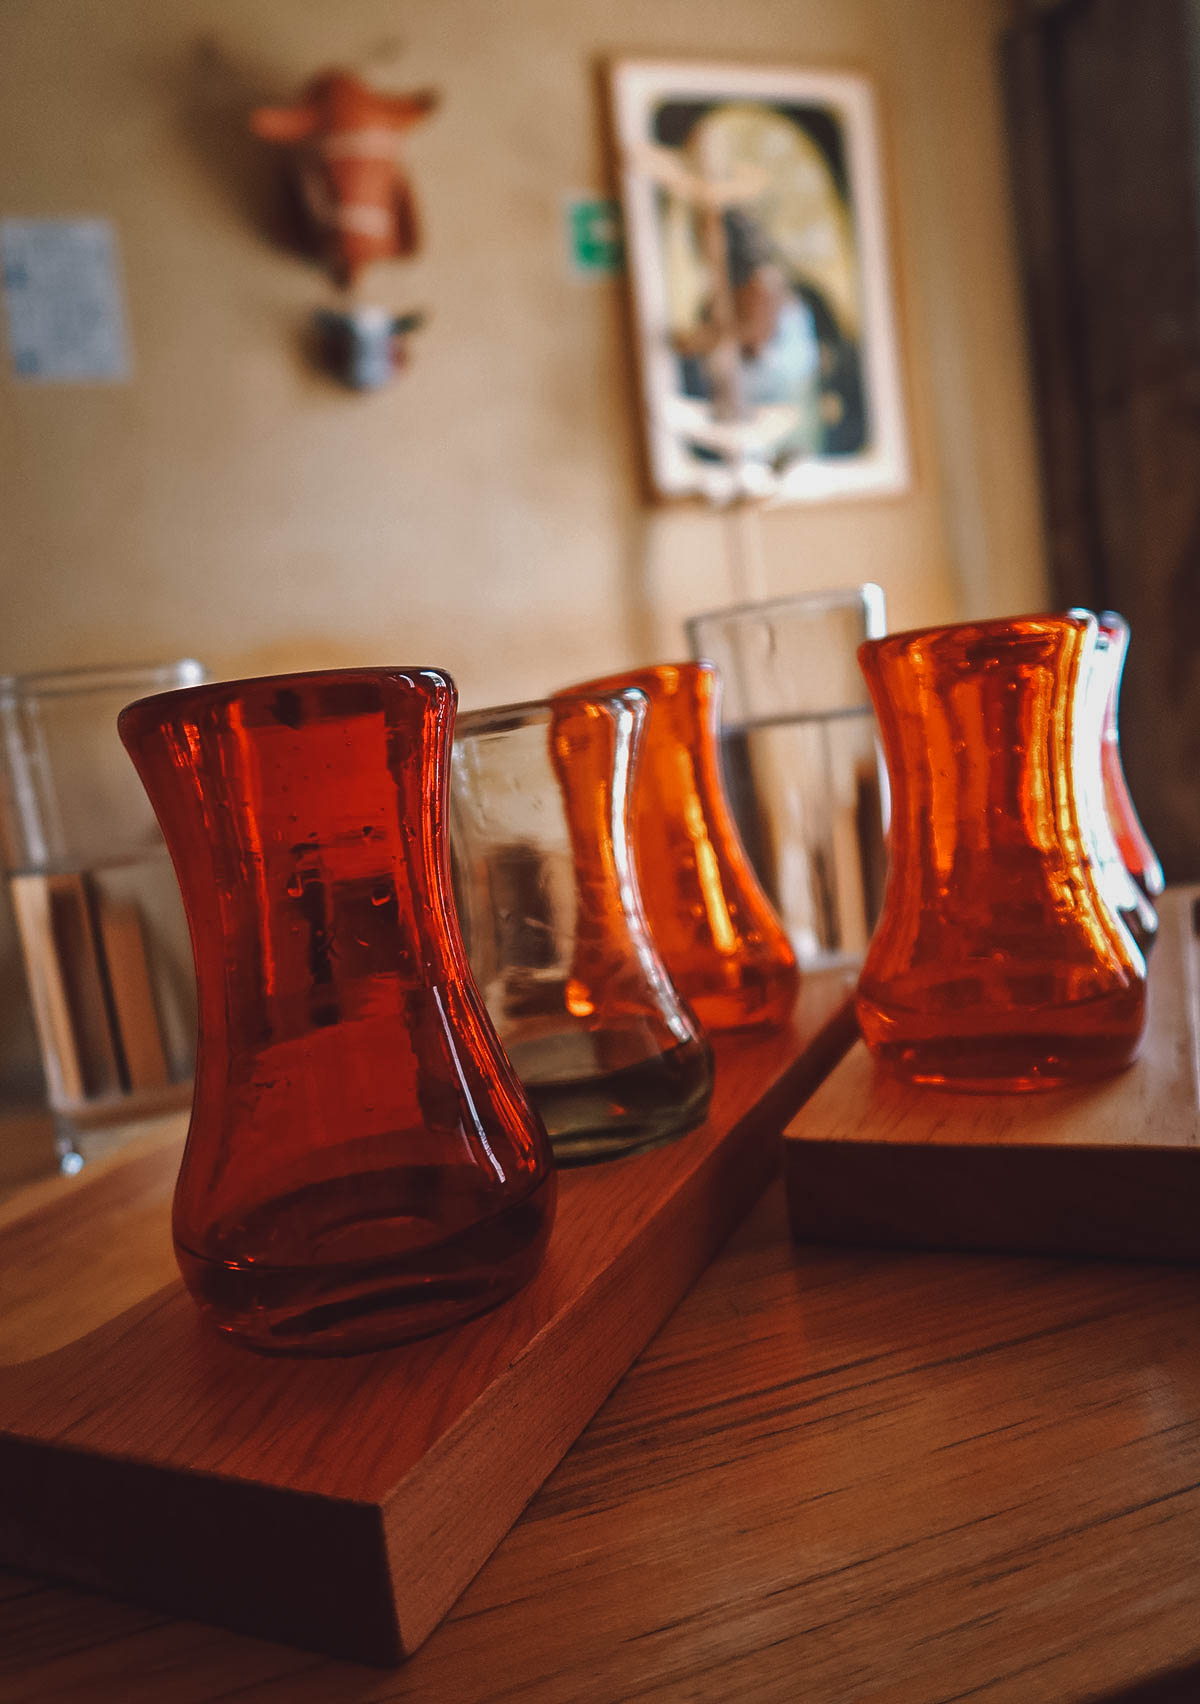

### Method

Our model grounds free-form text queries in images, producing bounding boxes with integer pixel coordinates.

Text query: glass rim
[684,583,886,634]
[563,660,713,700]
[456,686,648,740]
[859,610,1094,660]
[0,659,209,705]
[115,665,455,726]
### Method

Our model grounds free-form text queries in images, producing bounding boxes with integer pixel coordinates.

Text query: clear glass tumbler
[1077,617,1157,953]
[0,661,207,1167]
[450,689,714,1163]
[685,586,888,968]
[1097,611,1164,902]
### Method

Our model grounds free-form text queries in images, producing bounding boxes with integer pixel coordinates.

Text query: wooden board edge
[0,989,859,1666]
[1081,1657,1200,1704]
[785,1137,1200,1262]
[0,1433,405,1666]
[384,990,860,1653]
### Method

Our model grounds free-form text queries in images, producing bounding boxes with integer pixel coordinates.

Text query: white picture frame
[608,60,910,505]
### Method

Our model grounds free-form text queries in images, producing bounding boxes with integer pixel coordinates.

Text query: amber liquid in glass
[513,1042,713,1164]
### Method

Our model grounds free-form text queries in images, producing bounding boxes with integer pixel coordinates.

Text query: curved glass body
[856,614,1146,1091]
[564,662,798,1030]
[1098,611,1165,900]
[119,668,556,1355]
[450,689,714,1162]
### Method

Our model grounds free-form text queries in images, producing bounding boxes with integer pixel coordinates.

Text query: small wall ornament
[313,306,423,391]
[250,68,437,389]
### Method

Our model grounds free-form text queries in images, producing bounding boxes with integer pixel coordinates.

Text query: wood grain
[785,889,1200,1260]
[2,1180,1200,1703]
[0,972,856,1667]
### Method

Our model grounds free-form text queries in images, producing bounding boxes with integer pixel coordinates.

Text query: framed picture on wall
[608,60,909,505]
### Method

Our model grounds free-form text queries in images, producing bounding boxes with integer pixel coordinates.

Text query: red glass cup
[119,668,556,1355]
[856,614,1146,1091]
[563,662,799,1031]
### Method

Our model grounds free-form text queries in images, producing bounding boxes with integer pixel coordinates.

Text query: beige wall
[0,0,1045,694]
[0,0,1046,1091]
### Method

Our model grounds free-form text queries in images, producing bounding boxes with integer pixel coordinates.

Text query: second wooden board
[785,889,1200,1262]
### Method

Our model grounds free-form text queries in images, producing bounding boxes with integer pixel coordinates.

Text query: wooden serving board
[785,889,1200,1262]
[0,972,854,1668]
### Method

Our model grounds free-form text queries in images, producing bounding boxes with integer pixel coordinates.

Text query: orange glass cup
[564,663,799,1031]
[119,668,556,1355]
[856,613,1146,1091]
[1098,611,1164,900]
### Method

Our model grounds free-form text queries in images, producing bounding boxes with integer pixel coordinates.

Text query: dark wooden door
[1004,0,1200,878]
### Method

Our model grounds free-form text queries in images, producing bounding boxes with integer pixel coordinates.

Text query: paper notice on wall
[0,218,131,382]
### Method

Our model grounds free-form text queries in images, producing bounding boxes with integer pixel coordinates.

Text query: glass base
[175,1169,556,1356]
[870,1034,1142,1093]
[527,1041,714,1165]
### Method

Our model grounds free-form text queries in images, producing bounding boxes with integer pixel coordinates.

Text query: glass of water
[0,660,207,1169]
[450,689,714,1163]
[685,586,888,968]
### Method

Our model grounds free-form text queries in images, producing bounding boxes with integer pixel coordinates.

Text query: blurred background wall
[0,0,1046,694]
[0,0,1046,1094]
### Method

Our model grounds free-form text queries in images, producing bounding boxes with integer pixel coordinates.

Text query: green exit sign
[566,196,625,276]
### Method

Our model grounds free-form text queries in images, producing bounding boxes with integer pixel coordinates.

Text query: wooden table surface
[3,1127,1200,1703]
